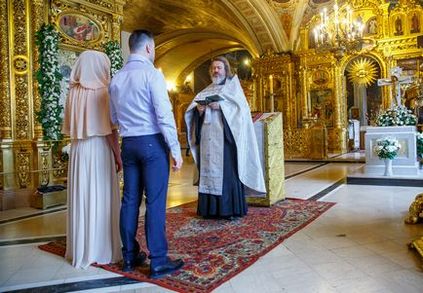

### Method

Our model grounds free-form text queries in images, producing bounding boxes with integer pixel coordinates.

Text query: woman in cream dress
[62,50,122,269]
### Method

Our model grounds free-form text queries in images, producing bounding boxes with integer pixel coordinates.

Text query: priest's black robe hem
[193,108,247,218]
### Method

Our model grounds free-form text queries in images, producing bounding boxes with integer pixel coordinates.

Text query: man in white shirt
[109,29,184,278]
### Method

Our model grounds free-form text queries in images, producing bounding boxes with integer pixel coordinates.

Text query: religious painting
[397,57,423,78]
[366,17,378,35]
[58,13,101,43]
[58,49,79,110]
[393,15,404,36]
[418,35,423,48]
[309,89,333,127]
[410,12,421,34]
[312,70,329,86]
[350,107,360,120]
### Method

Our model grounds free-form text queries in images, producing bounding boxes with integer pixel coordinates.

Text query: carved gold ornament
[347,58,378,87]
[405,193,423,224]
[13,55,29,74]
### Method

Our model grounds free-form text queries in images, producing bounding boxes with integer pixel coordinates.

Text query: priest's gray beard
[211,75,225,85]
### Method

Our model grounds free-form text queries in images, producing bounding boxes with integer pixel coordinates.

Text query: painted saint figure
[411,13,420,33]
[394,16,403,36]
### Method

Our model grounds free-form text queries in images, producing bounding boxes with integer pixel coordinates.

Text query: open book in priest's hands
[195,95,224,106]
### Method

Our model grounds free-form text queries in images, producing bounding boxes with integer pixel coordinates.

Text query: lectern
[247,112,285,207]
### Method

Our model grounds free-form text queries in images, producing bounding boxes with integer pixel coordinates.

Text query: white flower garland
[35,24,63,141]
[103,40,123,77]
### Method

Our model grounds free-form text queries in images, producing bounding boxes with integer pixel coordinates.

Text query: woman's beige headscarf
[62,50,114,139]
[69,50,111,89]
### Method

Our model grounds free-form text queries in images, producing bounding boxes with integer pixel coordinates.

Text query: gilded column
[251,75,257,112]
[333,60,346,153]
[31,0,47,139]
[299,66,308,118]
[111,14,122,42]
[381,3,390,38]
[112,0,125,42]
[283,71,290,128]
[0,1,14,191]
[288,62,294,128]
[0,1,14,189]
[15,142,32,189]
[259,76,264,112]
[31,0,57,188]
[0,1,12,140]
[10,0,34,188]
[11,0,33,140]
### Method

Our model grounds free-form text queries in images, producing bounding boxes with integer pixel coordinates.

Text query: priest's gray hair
[129,29,154,53]
[209,56,234,78]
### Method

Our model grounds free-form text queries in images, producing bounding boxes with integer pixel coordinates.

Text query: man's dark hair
[128,29,154,52]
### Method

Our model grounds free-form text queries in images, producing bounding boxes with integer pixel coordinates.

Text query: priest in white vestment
[185,56,266,219]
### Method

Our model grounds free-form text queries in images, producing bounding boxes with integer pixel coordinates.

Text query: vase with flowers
[374,136,401,176]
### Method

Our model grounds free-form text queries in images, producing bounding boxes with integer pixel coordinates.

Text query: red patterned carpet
[39,198,334,293]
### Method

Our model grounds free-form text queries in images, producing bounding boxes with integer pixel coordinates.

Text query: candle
[269,75,274,95]
[323,8,328,25]
[347,7,352,27]
[334,4,339,30]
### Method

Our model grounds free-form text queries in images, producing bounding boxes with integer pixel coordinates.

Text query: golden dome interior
[122,0,340,83]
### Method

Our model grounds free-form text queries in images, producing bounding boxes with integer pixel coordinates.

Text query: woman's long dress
[66,136,122,269]
[63,81,122,269]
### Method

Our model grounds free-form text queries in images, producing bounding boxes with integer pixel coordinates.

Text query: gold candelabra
[313,1,364,59]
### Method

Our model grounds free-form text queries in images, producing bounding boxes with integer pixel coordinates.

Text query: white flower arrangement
[416,132,423,159]
[35,24,63,141]
[103,41,123,77]
[376,105,416,127]
[61,143,71,155]
[61,143,71,161]
[374,136,401,160]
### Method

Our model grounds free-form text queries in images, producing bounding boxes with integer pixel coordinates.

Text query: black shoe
[133,251,147,266]
[149,258,184,279]
[122,251,147,272]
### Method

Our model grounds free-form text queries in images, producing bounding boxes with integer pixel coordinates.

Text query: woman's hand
[115,155,123,173]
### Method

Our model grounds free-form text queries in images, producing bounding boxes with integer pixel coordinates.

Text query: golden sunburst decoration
[347,58,378,87]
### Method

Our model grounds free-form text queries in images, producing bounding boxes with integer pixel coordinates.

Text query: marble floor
[0,161,422,292]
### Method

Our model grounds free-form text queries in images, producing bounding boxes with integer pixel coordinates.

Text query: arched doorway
[344,56,382,126]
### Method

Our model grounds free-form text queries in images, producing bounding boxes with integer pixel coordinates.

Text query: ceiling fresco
[121,0,366,83]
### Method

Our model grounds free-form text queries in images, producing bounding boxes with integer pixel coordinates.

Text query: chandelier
[313,1,364,59]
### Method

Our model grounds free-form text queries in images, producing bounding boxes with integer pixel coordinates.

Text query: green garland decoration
[35,24,63,141]
[103,40,123,77]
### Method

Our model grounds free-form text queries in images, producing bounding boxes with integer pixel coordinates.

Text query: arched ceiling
[121,0,349,83]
